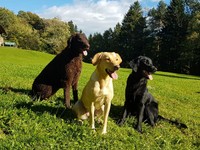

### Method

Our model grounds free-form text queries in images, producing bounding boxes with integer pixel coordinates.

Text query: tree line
[0,7,79,54]
[87,0,200,75]
[0,0,200,75]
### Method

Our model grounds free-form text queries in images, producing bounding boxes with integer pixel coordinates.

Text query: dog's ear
[129,57,139,72]
[92,52,103,66]
[116,53,122,64]
[67,35,74,49]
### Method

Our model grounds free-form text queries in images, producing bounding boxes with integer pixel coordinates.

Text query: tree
[112,23,121,54]
[86,33,103,62]
[41,18,71,54]
[118,1,146,66]
[8,19,40,50]
[68,21,78,34]
[159,0,189,72]
[0,8,40,50]
[17,11,45,31]
[181,1,200,75]
[147,0,167,66]
[0,8,17,29]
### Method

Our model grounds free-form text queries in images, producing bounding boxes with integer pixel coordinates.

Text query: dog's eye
[106,57,110,61]
[116,58,118,61]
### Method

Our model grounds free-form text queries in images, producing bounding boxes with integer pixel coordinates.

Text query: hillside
[0,47,199,149]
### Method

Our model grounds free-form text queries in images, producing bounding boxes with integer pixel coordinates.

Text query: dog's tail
[158,115,187,129]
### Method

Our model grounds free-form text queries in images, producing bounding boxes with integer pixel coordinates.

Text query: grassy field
[0,47,199,149]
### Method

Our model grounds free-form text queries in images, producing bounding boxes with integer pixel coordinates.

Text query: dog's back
[33,51,66,85]
[33,49,81,86]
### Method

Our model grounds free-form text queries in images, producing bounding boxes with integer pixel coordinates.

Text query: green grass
[0,47,199,149]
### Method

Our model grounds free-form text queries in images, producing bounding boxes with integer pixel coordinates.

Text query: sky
[0,0,170,36]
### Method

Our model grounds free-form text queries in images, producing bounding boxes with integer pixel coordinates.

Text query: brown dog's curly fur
[31,33,90,108]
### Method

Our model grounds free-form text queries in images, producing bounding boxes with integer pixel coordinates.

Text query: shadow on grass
[155,73,200,80]
[15,100,76,121]
[0,86,129,124]
[110,104,124,122]
[15,101,124,122]
[0,86,75,121]
[15,98,76,121]
[0,86,31,95]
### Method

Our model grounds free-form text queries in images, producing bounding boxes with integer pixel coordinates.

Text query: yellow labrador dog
[73,52,122,134]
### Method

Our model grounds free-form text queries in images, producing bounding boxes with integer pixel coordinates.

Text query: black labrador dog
[118,56,187,133]
[31,33,90,108]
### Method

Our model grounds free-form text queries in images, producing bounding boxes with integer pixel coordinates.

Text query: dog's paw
[65,103,72,109]
[101,131,107,134]
[136,128,143,134]
[135,125,143,134]
[91,128,96,134]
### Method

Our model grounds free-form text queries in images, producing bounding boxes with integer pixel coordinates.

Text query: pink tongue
[148,74,153,80]
[111,72,118,80]
[83,50,88,56]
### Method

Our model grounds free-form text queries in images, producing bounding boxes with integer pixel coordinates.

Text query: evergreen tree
[119,1,146,66]
[160,0,189,72]
[147,1,167,66]
[68,21,78,34]
[112,23,121,54]
[181,1,200,74]
[86,33,104,62]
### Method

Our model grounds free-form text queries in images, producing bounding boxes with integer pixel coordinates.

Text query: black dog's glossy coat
[118,56,187,133]
[31,33,90,108]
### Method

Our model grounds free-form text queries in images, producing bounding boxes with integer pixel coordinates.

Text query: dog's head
[129,56,157,80]
[67,33,90,56]
[92,52,122,80]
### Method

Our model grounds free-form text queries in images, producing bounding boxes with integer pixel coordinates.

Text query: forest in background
[0,0,200,75]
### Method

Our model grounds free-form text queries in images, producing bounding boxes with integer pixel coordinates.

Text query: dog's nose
[114,65,120,71]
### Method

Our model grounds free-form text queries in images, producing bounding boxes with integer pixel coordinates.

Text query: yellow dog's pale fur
[73,52,122,134]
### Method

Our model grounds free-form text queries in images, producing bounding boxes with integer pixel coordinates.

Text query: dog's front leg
[146,106,155,127]
[136,103,145,133]
[102,101,111,134]
[64,83,71,108]
[89,102,95,130]
[72,83,78,102]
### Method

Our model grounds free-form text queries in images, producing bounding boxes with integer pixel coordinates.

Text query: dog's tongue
[83,50,88,56]
[148,74,153,80]
[111,72,118,80]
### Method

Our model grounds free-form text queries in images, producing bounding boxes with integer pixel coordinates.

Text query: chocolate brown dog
[31,33,90,108]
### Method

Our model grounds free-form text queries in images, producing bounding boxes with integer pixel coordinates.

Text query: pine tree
[181,0,200,74]
[160,0,189,72]
[147,0,167,66]
[119,1,146,65]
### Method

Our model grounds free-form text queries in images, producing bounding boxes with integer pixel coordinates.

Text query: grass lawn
[0,47,199,149]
